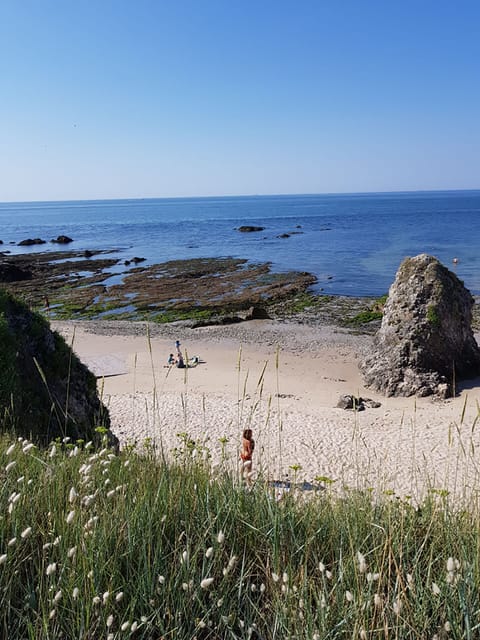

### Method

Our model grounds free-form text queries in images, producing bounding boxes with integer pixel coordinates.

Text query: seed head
[46,563,57,576]
[205,547,214,559]
[217,530,225,544]
[21,527,32,539]
[106,615,114,628]
[200,577,214,589]
[72,587,80,600]
[66,510,75,524]
[0,554,7,565]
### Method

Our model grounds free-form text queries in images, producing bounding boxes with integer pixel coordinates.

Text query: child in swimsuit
[240,429,255,484]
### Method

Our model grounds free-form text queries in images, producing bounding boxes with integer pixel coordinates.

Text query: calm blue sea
[1,190,479,297]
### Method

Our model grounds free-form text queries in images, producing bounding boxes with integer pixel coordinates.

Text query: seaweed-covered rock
[360,254,480,398]
[0,289,113,444]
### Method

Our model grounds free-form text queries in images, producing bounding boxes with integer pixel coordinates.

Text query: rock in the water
[360,254,480,398]
[0,289,113,445]
[51,235,73,243]
[18,238,46,246]
[237,226,265,232]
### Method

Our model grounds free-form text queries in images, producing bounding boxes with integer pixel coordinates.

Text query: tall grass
[1,434,480,639]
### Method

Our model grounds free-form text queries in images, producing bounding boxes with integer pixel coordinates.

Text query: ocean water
[1,190,479,297]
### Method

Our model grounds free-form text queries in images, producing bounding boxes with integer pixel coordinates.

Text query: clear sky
[1,0,479,201]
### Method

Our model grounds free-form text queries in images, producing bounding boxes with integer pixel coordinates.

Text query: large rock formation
[360,254,480,398]
[0,289,113,444]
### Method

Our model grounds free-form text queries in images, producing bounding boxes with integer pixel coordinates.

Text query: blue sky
[1,0,479,201]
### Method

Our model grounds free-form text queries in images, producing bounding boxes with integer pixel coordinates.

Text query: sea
[1,190,479,297]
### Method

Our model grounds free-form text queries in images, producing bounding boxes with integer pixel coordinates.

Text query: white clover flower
[205,547,214,559]
[54,590,62,603]
[200,577,214,589]
[46,563,57,576]
[21,527,32,539]
[0,554,7,565]
[271,572,280,582]
[5,461,16,472]
[72,587,80,600]
[357,551,367,574]
[432,582,441,595]
[345,590,353,602]
[106,615,114,628]
[103,591,110,603]
[115,591,124,602]
[66,510,75,524]
[217,530,225,544]
[6,443,16,456]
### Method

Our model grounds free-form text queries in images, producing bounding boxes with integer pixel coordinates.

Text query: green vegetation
[344,294,387,326]
[1,433,479,639]
[427,304,441,327]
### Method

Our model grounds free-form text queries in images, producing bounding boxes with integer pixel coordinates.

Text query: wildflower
[103,591,110,603]
[393,599,402,615]
[8,538,16,547]
[357,551,367,573]
[21,527,32,539]
[6,443,15,455]
[67,546,77,558]
[0,554,7,565]
[205,547,214,559]
[121,622,130,631]
[345,590,353,602]
[72,587,80,600]
[68,487,78,503]
[115,591,124,602]
[200,577,214,589]
[54,590,62,603]
[5,461,16,472]
[46,563,57,576]
[66,510,75,524]
[217,530,225,544]
[366,572,380,582]
[432,582,441,595]
[106,615,114,628]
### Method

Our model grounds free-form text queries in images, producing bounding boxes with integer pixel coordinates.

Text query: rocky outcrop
[18,238,46,246]
[0,261,32,282]
[237,226,265,232]
[360,254,480,398]
[51,235,73,243]
[0,289,113,445]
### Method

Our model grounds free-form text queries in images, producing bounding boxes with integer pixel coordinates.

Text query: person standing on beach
[240,429,255,484]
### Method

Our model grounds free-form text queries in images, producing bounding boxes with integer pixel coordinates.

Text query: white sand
[53,320,480,503]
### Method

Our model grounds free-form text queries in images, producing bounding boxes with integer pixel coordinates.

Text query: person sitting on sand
[240,428,255,483]
[167,353,175,365]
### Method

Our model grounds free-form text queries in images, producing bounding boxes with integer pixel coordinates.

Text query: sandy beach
[53,318,480,503]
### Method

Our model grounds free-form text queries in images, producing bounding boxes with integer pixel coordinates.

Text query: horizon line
[1,187,480,206]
